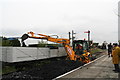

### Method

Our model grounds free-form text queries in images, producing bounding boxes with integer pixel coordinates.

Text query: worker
[107,43,113,57]
[111,43,120,72]
[75,44,83,55]
[102,41,107,49]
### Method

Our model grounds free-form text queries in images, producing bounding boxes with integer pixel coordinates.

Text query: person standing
[102,41,107,49]
[75,44,83,55]
[107,43,113,57]
[111,43,120,72]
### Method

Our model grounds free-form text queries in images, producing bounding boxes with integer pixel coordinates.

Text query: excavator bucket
[21,34,29,42]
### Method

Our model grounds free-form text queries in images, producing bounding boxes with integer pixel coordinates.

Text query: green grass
[90,48,103,54]
[2,66,16,75]
[0,69,2,75]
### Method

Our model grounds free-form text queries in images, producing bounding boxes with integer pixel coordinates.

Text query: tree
[1,36,21,47]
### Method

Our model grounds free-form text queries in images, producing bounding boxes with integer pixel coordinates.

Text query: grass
[2,66,16,75]
[0,70,2,75]
[90,48,103,54]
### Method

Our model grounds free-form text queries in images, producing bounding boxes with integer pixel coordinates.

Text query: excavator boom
[21,31,76,60]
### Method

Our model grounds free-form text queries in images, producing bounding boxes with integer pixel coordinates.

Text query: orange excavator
[21,31,91,63]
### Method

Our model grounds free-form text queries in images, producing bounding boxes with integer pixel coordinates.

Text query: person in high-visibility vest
[111,43,120,72]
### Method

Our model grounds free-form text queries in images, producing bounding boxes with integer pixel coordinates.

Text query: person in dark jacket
[107,43,113,57]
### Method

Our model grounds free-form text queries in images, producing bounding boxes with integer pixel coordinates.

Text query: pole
[72,30,74,47]
[88,30,90,50]
[68,32,71,44]
[71,30,76,47]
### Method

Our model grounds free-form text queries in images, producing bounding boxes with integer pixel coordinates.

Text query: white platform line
[53,55,106,80]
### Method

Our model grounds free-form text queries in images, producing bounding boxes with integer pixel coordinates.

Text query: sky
[0,0,119,45]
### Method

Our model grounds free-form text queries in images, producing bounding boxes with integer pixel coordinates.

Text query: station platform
[55,52,120,79]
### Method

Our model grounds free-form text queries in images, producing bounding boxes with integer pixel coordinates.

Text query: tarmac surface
[56,52,120,80]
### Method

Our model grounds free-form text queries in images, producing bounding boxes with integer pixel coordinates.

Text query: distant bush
[38,40,48,47]
[28,40,60,49]
[0,36,21,47]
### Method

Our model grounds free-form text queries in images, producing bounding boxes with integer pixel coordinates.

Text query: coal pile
[2,60,84,80]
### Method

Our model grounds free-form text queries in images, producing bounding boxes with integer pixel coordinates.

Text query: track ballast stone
[2,60,84,80]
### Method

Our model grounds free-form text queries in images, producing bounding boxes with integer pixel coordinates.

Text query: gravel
[2,60,84,80]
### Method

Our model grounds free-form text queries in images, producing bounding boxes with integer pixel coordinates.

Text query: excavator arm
[21,31,76,60]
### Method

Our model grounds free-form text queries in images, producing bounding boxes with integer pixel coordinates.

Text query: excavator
[21,31,91,63]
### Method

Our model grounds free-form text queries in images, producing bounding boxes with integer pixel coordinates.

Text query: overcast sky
[0,0,119,45]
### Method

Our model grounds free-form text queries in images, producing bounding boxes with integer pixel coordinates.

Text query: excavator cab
[73,40,89,54]
[73,40,91,63]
